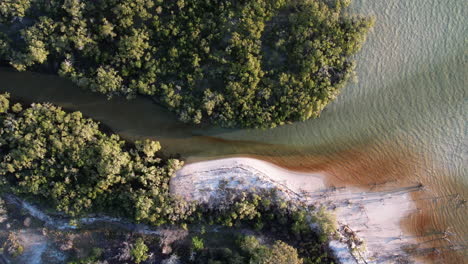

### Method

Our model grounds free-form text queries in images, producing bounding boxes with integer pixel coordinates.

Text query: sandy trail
[171,157,421,264]
[16,230,66,264]
[5,157,422,263]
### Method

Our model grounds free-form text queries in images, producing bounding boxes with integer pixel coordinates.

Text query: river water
[0,0,466,262]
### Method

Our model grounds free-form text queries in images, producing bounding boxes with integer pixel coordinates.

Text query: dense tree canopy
[0,94,337,262]
[0,93,193,224]
[0,0,373,128]
[194,235,304,264]
[242,237,303,264]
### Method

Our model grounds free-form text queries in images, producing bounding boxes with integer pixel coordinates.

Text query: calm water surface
[0,0,466,262]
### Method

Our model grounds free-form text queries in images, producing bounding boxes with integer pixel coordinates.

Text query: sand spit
[171,157,325,203]
[171,158,421,264]
[3,157,422,263]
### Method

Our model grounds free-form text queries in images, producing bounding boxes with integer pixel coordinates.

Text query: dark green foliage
[240,236,303,264]
[194,190,336,263]
[193,235,304,264]
[0,0,373,128]
[67,247,103,264]
[0,93,9,113]
[194,247,245,264]
[0,95,195,224]
[0,95,336,262]
[0,0,31,23]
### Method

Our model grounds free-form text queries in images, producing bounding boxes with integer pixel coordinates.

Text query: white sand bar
[171,157,325,203]
[171,157,420,264]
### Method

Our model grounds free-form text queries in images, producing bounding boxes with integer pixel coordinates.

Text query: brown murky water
[0,0,466,262]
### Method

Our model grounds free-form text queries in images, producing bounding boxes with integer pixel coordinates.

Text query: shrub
[131,238,149,264]
[191,236,204,251]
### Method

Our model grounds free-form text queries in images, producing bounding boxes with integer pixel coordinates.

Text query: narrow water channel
[0,0,466,262]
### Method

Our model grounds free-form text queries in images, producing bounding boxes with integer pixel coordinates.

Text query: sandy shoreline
[171,157,421,263]
[171,157,326,202]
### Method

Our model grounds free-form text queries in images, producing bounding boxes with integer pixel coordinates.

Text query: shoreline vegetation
[0,0,464,263]
[0,94,426,263]
[0,0,373,128]
[0,95,338,263]
[173,158,423,263]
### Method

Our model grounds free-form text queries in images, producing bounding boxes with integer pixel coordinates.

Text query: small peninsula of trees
[0,93,193,224]
[0,94,337,263]
[0,0,373,128]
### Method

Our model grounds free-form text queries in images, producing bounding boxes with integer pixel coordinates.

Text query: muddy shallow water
[0,0,466,262]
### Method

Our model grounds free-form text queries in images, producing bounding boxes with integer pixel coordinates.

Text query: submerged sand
[171,157,422,264]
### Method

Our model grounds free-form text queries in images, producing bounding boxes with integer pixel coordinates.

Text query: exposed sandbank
[171,157,421,263]
[2,157,430,263]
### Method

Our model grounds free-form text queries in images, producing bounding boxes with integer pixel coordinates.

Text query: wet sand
[171,157,428,263]
[1,68,465,263]
[236,141,467,264]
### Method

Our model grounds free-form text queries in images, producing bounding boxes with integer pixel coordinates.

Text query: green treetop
[0,0,373,128]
